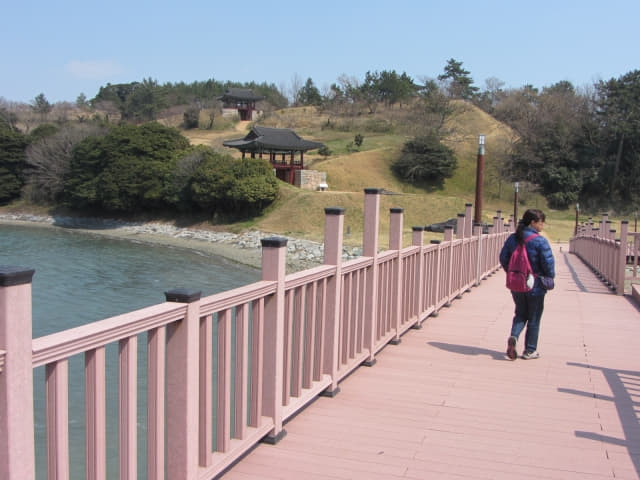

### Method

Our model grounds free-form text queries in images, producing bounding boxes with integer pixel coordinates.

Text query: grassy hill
[182,103,578,245]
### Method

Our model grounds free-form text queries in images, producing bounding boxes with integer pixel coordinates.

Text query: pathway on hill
[222,244,640,479]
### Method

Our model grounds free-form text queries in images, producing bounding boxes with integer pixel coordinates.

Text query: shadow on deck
[222,244,640,479]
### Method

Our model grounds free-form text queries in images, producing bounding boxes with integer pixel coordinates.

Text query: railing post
[164,288,202,479]
[456,213,466,239]
[389,208,404,344]
[412,226,425,329]
[464,203,473,238]
[322,208,345,396]
[443,226,454,305]
[474,223,484,286]
[260,237,288,443]
[363,188,381,366]
[0,266,36,480]
[618,221,629,295]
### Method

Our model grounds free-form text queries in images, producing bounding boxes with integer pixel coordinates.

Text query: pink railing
[569,213,631,294]
[0,189,509,480]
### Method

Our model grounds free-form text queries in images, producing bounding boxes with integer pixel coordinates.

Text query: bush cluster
[0,121,278,219]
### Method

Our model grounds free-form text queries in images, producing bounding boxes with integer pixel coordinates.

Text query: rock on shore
[0,213,362,272]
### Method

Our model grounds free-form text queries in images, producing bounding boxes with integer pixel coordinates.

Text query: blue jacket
[499,227,555,295]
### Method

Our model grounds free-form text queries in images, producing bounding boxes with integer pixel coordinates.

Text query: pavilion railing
[0,189,509,480]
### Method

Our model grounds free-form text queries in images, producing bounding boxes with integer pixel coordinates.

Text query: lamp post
[574,202,580,236]
[635,211,637,232]
[474,134,485,225]
[513,182,519,222]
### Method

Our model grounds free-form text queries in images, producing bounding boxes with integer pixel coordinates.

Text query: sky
[2,0,639,104]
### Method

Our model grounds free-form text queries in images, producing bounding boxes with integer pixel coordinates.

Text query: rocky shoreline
[0,213,363,272]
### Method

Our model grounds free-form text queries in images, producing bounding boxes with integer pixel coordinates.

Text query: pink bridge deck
[223,244,640,480]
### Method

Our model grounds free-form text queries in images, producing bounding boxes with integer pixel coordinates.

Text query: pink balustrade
[0,189,509,480]
[570,213,632,294]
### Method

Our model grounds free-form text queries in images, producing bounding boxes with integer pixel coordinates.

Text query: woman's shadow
[428,341,508,360]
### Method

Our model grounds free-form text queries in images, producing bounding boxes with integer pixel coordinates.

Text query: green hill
[183,103,576,245]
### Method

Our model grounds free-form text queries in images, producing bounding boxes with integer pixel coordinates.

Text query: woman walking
[499,209,555,360]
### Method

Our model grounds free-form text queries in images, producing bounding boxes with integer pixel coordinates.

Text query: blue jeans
[510,292,545,353]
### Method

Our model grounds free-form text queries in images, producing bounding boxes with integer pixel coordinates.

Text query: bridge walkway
[222,244,640,479]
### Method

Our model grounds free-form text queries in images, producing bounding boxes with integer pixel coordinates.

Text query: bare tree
[289,73,303,106]
[24,123,107,203]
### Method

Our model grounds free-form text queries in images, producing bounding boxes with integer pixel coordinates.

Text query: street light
[474,135,486,224]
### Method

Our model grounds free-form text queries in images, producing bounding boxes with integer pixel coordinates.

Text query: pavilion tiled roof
[219,88,264,101]
[223,126,324,152]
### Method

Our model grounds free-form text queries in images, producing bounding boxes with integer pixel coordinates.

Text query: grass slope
[187,102,576,244]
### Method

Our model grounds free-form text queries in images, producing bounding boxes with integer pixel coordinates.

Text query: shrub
[392,135,457,186]
[318,145,332,157]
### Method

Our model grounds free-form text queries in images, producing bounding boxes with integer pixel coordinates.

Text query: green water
[1,223,260,479]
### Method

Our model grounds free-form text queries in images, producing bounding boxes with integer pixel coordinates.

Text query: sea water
[1,223,260,479]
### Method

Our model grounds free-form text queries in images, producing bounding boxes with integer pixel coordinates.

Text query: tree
[24,122,107,203]
[76,93,89,109]
[183,107,200,129]
[594,70,640,204]
[65,123,190,212]
[298,78,323,106]
[31,93,52,119]
[190,150,278,217]
[0,122,28,203]
[502,81,595,208]
[92,79,166,123]
[437,58,479,99]
[391,135,457,186]
[475,77,506,113]
[408,79,458,138]
[289,73,304,106]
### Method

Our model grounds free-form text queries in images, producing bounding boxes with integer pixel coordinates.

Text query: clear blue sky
[2,0,639,104]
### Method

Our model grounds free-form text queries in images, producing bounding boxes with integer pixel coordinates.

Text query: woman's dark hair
[515,209,546,244]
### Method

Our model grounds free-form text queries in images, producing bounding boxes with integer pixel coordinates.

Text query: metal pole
[474,135,485,225]
[574,203,580,236]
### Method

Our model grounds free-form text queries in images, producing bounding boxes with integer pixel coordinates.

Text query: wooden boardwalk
[221,244,640,479]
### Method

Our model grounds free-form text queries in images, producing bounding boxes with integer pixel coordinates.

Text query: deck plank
[221,245,640,479]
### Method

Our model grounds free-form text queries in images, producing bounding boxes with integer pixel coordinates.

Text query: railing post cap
[444,226,454,230]
[364,188,383,195]
[430,240,441,244]
[390,207,403,214]
[457,213,465,218]
[622,220,629,224]
[0,266,35,287]
[324,207,345,215]
[165,288,202,303]
[261,236,288,248]
[412,226,424,231]
[465,203,473,207]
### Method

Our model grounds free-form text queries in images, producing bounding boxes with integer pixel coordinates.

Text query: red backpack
[505,233,538,292]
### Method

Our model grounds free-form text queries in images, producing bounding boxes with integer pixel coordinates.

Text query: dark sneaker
[522,350,540,360]
[506,336,517,360]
